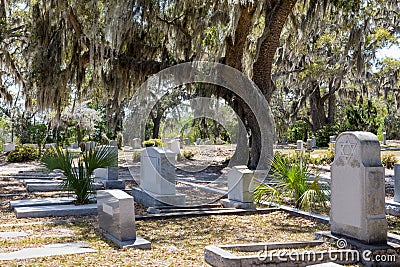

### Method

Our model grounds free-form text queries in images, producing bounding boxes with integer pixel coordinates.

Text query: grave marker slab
[331,131,387,244]
[137,147,185,206]
[3,143,15,152]
[97,189,150,249]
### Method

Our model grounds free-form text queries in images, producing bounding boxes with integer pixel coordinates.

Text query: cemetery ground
[1,144,400,266]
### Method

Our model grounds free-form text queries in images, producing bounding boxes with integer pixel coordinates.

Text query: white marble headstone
[331,131,387,244]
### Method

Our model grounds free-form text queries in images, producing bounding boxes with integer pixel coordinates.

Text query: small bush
[41,147,57,160]
[142,139,163,147]
[382,153,398,169]
[182,150,196,160]
[7,144,39,162]
[310,149,335,165]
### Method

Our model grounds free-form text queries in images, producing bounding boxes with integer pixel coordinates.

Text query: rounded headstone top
[142,146,174,156]
[333,131,381,167]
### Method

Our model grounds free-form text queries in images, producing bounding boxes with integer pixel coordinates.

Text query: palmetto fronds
[41,146,118,204]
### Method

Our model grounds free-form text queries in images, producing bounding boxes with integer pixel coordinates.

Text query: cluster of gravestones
[5,131,400,265]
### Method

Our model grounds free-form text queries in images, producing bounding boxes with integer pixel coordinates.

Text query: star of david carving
[338,136,357,162]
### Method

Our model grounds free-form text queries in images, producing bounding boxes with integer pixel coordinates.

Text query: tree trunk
[309,83,326,132]
[252,0,297,102]
[152,115,162,139]
[221,1,297,168]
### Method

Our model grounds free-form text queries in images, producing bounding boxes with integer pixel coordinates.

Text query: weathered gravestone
[382,131,387,145]
[44,143,56,149]
[296,140,304,151]
[312,136,317,148]
[166,139,181,155]
[133,147,185,207]
[330,131,387,244]
[94,143,124,189]
[97,189,150,249]
[306,138,312,151]
[184,138,190,146]
[221,165,255,209]
[3,143,15,152]
[85,141,96,151]
[131,138,141,149]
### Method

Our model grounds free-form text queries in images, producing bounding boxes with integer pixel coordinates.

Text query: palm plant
[254,152,328,211]
[41,146,118,204]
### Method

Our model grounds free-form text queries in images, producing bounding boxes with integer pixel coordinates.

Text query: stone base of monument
[220,199,255,210]
[96,179,125,189]
[315,231,400,266]
[104,233,151,249]
[131,187,185,207]
[204,240,352,266]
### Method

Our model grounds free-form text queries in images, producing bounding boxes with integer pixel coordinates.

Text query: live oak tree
[1,0,399,168]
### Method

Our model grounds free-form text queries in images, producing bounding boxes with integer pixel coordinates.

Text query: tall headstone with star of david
[330,131,387,244]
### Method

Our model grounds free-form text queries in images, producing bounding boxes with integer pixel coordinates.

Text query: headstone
[311,136,317,148]
[306,139,312,151]
[394,164,400,203]
[195,138,202,145]
[382,131,387,145]
[71,143,79,149]
[45,143,56,149]
[97,189,150,249]
[167,140,181,155]
[139,147,185,206]
[85,141,96,151]
[132,138,141,149]
[329,135,336,143]
[221,166,255,209]
[331,131,387,244]
[95,145,118,180]
[282,136,288,145]
[3,143,15,152]
[109,140,118,147]
[184,138,190,146]
[204,139,212,145]
[296,140,303,150]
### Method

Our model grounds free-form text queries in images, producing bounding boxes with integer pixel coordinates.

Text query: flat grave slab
[10,197,75,209]
[14,204,97,218]
[0,232,28,238]
[23,179,62,185]
[0,242,95,260]
[26,182,103,192]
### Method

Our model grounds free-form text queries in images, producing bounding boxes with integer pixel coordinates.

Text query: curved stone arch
[123,61,275,172]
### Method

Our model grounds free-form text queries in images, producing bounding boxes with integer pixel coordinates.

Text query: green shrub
[182,150,196,160]
[314,124,340,147]
[142,139,163,147]
[41,147,57,160]
[254,152,328,211]
[310,149,335,165]
[286,121,310,143]
[7,145,39,162]
[41,146,118,204]
[382,153,398,169]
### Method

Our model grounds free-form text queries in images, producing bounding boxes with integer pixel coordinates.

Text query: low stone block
[10,197,75,208]
[220,199,255,210]
[97,189,151,249]
[0,242,95,260]
[14,204,97,218]
[132,187,185,207]
[3,143,15,152]
[102,180,125,189]
[227,166,254,203]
